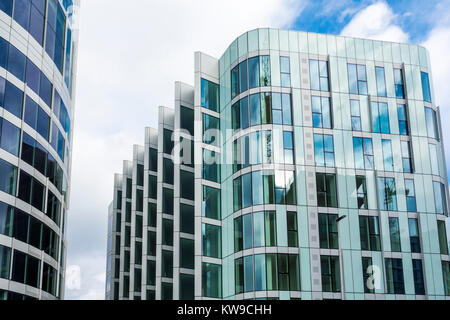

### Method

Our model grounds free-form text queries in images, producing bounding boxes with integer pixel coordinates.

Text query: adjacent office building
[105,28,450,300]
[0,0,79,299]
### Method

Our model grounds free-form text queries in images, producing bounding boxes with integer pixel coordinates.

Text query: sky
[65,0,450,299]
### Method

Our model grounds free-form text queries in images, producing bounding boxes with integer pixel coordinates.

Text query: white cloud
[340,1,409,42]
[66,0,305,300]
[66,265,81,290]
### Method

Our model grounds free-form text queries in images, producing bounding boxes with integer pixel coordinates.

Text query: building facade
[0,0,79,300]
[105,28,450,300]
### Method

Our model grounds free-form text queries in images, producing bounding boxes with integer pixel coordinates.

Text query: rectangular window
[163,129,174,155]
[4,80,23,119]
[425,107,439,140]
[287,212,298,248]
[421,72,432,103]
[0,244,11,279]
[429,144,440,176]
[319,213,338,249]
[385,258,405,294]
[180,170,194,201]
[147,231,156,256]
[310,60,329,91]
[397,104,409,135]
[162,218,173,246]
[161,250,173,278]
[180,204,194,235]
[0,202,13,237]
[202,185,221,220]
[312,96,332,129]
[389,217,401,252]
[180,106,194,136]
[253,211,265,248]
[433,182,447,215]
[321,255,341,293]
[356,176,368,209]
[0,117,20,156]
[394,68,405,99]
[148,175,157,200]
[235,257,243,294]
[265,211,277,247]
[202,223,221,258]
[353,137,374,170]
[260,56,271,87]
[437,220,449,255]
[359,215,381,251]
[202,263,222,298]
[351,100,362,131]
[316,173,338,208]
[443,261,450,296]
[202,149,220,183]
[244,255,253,292]
[375,66,387,97]
[408,218,421,253]
[382,139,394,172]
[254,254,267,291]
[261,93,272,125]
[248,56,260,89]
[348,64,368,95]
[314,134,334,167]
[412,259,425,295]
[378,177,397,211]
[404,179,417,212]
[179,274,194,300]
[401,141,413,173]
[272,93,292,125]
[201,78,219,112]
[148,203,156,228]
[149,148,158,172]
[242,213,252,250]
[372,102,390,134]
[239,60,248,94]
[280,56,291,88]
[162,188,173,215]
[180,238,194,269]
[362,257,374,293]
[249,94,261,127]
[283,131,294,165]
[231,65,239,99]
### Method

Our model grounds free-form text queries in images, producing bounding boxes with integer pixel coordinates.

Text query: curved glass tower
[106,28,450,300]
[0,0,79,300]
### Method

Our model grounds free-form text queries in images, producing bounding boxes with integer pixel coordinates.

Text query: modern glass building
[105,28,450,300]
[0,0,79,300]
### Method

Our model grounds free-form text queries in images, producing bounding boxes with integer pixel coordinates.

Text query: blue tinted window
[8,44,26,81]
[282,93,292,125]
[26,59,40,94]
[29,4,45,45]
[425,107,439,140]
[0,77,5,106]
[397,104,408,135]
[239,60,248,94]
[421,72,432,103]
[249,93,261,126]
[45,26,56,60]
[231,66,239,99]
[0,37,8,68]
[382,139,394,172]
[240,96,249,129]
[24,96,38,128]
[4,81,23,118]
[312,96,332,129]
[64,28,72,89]
[39,73,52,107]
[378,177,397,211]
[280,56,291,88]
[0,118,20,156]
[13,0,31,30]
[375,66,387,97]
[0,0,13,15]
[201,79,219,112]
[0,158,17,195]
[57,130,65,160]
[37,107,50,140]
[394,69,405,99]
[248,57,259,89]
[372,102,390,134]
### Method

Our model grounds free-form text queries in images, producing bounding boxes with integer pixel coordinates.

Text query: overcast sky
[65,0,450,300]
